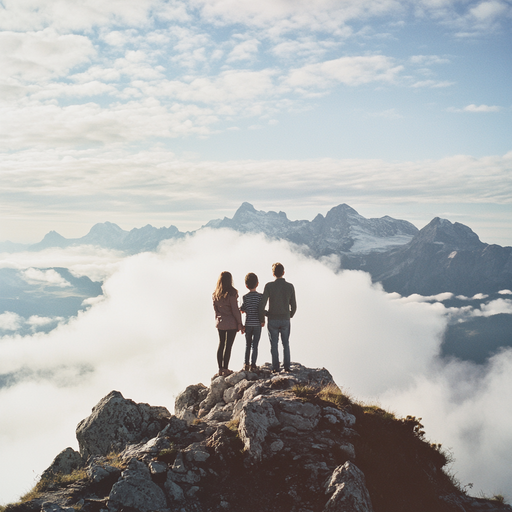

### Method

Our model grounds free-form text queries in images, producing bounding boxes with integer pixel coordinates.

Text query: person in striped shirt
[240,272,265,371]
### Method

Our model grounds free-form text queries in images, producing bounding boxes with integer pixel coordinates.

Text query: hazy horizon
[2,200,512,248]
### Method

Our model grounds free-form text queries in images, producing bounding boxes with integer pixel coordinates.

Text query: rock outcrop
[6,364,511,512]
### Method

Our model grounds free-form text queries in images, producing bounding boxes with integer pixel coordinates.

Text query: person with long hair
[213,271,242,377]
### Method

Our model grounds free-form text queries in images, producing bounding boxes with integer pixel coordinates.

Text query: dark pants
[217,329,237,369]
[244,325,262,366]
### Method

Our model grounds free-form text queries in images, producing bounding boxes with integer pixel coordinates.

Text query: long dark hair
[213,271,237,300]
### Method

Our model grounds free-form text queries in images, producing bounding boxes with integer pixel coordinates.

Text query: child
[212,271,243,377]
[240,272,265,371]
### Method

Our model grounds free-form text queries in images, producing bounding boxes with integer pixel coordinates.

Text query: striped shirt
[240,291,263,327]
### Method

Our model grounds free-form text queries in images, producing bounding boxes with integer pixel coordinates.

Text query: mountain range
[1,203,511,362]
[6,202,511,297]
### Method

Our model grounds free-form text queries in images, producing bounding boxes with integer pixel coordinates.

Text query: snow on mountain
[205,202,419,256]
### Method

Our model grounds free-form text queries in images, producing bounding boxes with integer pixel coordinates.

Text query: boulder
[324,461,374,512]
[41,447,83,479]
[165,476,184,502]
[322,406,356,427]
[174,383,208,423]
[87,464,121,484]
[276,398,321,431]
[107,458,167,512]
[198,376,230,415]
[183,441,210,463]
[238,396,279,460]
[76,390,171,459]
[119,431,173,462]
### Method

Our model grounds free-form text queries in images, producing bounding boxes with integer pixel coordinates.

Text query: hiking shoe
[250,364,258,372]
[243,364,250,371]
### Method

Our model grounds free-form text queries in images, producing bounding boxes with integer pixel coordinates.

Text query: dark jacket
[258,278,297,322]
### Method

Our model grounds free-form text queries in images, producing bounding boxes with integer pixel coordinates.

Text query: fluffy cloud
[21,268,72,288]
[0,29,95,82]
[0,0,160,31]
[0,245,125,282]
[477,298,512,317]
[463,104,502,113]
[285,55,403,89]
[0,312,23,331]
[0,229,511,505]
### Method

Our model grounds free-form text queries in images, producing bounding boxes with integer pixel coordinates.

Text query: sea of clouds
[1,229,511,504]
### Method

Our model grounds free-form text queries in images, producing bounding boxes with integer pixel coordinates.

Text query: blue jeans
[268,319,291,371]
[244,326,262,366]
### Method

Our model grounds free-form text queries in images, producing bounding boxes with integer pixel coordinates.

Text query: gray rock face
[41,447,83,479]
[108,458,168,512]
[324,461,374,512]
[366,217,512,296]
[76,390,171,459]
[11,363,512,512]
[239,396,280,460]
[174,383,208,424]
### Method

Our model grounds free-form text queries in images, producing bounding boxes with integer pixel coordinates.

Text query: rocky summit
[5,364,511,512]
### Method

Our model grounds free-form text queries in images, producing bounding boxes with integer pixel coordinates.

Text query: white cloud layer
[0,230,511,504]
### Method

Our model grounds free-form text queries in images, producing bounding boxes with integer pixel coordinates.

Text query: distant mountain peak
[86,222,126,236]
[237,201,257,212]
[416,217,483,249]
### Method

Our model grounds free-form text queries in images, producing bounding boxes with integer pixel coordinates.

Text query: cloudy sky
[0,0,511,245]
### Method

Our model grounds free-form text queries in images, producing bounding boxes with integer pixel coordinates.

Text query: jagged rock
[324,461,374,512]
[119,431,173,462]
[224,371,248,385]
[76,390,171,458]
[205,424,240,461]
[203,402,234,422]
[198,376,230,415]
[148,461,167,475]
[183,441,210,463]
[167,468,201,484]
[224,378,253,403]
[238,396,279,460]
[276,398,321,431]
[41,447,83,479]
[9,364,512,512]
[171,451,187,473]
[87,464,121,483]
[323,406,356,427]
[107,458,167,512]
[174,383,208,424]
[165,476,184,502]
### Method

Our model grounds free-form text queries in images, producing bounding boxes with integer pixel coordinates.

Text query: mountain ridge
[5,363,511,512]
[3,202,510,298]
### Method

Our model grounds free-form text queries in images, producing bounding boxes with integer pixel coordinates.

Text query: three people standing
[212,263,296,376]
